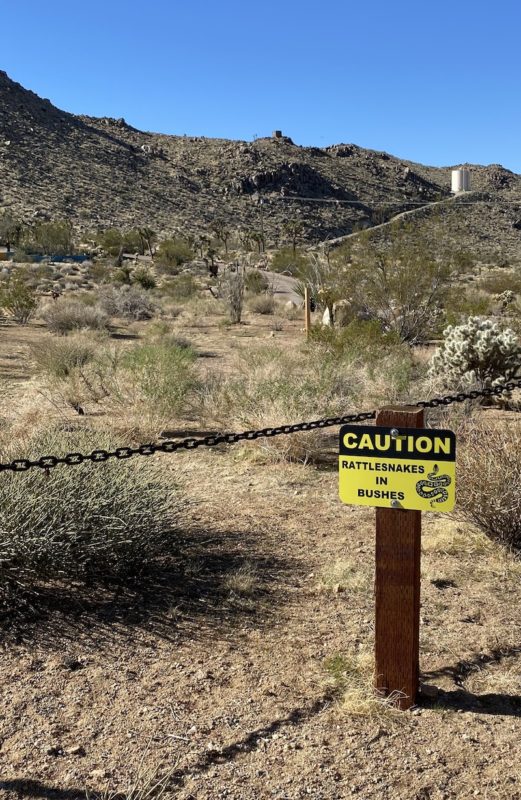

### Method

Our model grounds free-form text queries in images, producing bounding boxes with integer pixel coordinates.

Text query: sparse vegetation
[248,294,276,314]
[0,271,37,324]
[458,420,521,551]
[155,238,194,271]
[217,267,244,324]
[41,298,110,334]
[98,284,156,320]
[0,428,185,598]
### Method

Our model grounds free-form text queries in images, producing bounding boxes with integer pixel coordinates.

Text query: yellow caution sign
[339,425,456,511]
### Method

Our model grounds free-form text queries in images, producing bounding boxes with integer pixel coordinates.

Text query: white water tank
[451,168,470,193]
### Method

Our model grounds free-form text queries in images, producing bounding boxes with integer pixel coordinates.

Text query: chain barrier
[1,377,520,475]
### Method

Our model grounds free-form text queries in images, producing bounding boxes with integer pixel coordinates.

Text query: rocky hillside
[1,70,521,260]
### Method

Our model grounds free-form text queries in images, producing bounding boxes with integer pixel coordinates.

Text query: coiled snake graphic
[416,464,451,506]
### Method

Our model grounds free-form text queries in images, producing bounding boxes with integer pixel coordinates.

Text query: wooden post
[374,405,424,710]
[304,287,311,339]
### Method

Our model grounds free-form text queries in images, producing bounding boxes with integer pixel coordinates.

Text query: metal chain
[1,377,520,475]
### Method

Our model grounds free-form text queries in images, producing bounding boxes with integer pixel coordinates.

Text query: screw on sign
[339,406,457,710]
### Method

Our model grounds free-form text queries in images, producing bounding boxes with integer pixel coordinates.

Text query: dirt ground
[0,311,520,800]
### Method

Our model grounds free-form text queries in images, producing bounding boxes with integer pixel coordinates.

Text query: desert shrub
[443,287,494,324]
[310,320,401,360]
[249,294,275,315]
[429,317,520,389]
[41,299,110,335]
[133,268,157,289]
[98,285,156,320]
[282,302,303,321]
[155,238,194,270]
[270,247,309,276]
[11,249,34,263]
[160,273,198,300]
[197,345,355,462]
[217,269,244,323]
[97,228,142,257]
[0,428,185,598]
[458,420,521,550]
[121,341,198,416]
[245,269,270,294]
[478,270,521,296]
[29,220,74,255]
[111,264,133,285]
[87,261,112,284]
[333,226,458,342]
[30,334,97,379]
[0,273,37,324]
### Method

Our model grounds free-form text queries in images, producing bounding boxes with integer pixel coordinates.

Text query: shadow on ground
[422,644,521,716]
[0,694,333,799]
[0,526,295,650]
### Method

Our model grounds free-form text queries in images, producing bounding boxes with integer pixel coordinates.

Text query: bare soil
[0,313,520,800]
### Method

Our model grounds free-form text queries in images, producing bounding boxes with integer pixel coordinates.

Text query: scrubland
[0,251,520,800]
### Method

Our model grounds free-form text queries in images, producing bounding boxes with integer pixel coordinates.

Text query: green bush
[30,334,97,379]
[245,269,270,294]
[160,273,198,300]
[29,221,74,255]
[122,341,198,415]
[0,273,37,324]
[197,345,354,462]
[41,299,110,335]
[133,268,157,289]
[270,247,309,276]
[0,428,185,598]
[155,239,194,271]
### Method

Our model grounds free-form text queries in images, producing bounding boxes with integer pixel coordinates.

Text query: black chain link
[1,377,520,475]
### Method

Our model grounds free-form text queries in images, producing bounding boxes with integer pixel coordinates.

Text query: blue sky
[3,0,521,172]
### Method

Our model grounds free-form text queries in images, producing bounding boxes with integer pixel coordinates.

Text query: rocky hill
[1,70,521,261]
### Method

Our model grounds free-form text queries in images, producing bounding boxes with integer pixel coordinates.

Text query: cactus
[429,316,520,389]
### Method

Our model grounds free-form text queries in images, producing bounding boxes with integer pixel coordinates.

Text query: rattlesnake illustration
[416,464,451,506]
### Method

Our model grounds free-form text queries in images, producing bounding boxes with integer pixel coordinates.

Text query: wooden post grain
[304,287,311,339]
[375,405,424,710]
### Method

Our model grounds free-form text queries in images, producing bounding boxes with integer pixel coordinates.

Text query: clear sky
[2,0,521,172]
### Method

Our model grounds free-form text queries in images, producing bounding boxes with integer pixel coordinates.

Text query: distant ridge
[1,71,520,260]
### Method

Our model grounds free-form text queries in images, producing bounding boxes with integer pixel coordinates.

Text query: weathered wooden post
[339,408,456,711]
[304,287,311,339]
[374,406,424,710]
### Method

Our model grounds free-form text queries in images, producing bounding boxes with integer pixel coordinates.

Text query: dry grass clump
[197,344,355,463]
[318,559,369,594]
[40,298,110,334]
[35,338,199,439]
[248,294,276,315]
[457,418,521,550]
[222,562,259,597]
[0,428,186,602]
[85,749,179,799]
[98,284,157,320]
[422,518,493,556]
[324,652,403,720]
[29,333,99,379]
[464,655,521,697]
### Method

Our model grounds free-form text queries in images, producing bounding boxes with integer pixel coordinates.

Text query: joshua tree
[0,213,23,252]
[283,219,304,255]
[211,221,231,254]
[138,227,156,257]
